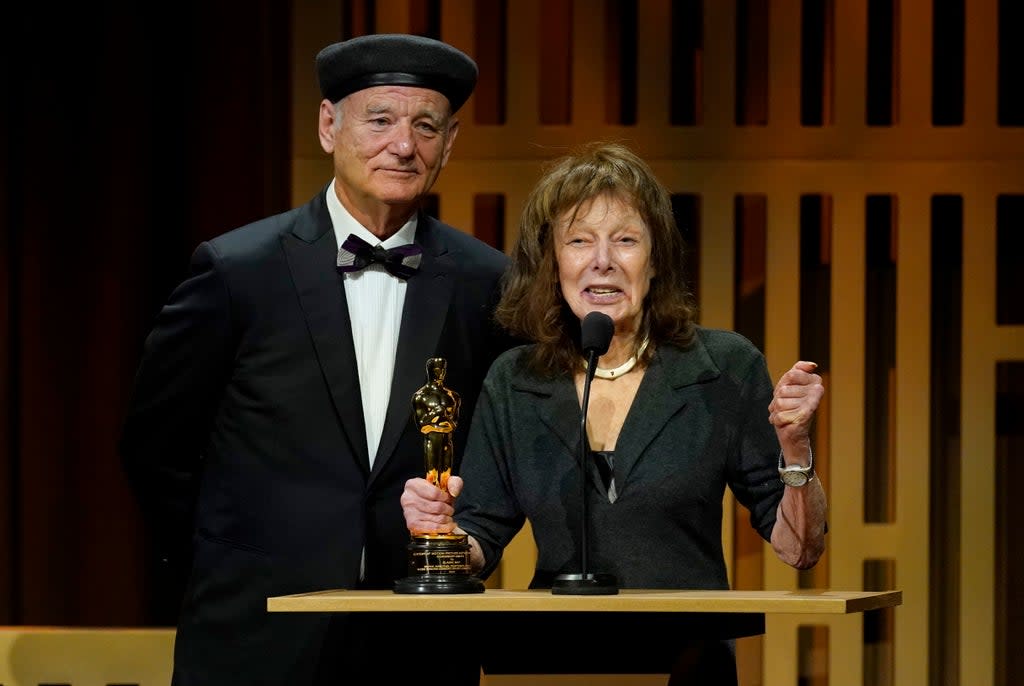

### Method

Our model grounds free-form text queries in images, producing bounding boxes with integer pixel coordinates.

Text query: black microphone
[580,310,614,359]
[552,311,619,595]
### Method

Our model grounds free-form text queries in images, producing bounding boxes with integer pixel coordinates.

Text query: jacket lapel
[282,191,370,474]
[511,367,585,480]
[496,340,723,500]
[611,341,720,493]
[519,370,626,500]
[370,215,455,483]
[522,373,581,459]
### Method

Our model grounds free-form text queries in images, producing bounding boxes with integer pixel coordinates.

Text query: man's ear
[440,117,460,167]
[318,100,337,153]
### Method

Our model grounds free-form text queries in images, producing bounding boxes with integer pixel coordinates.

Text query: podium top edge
[267,588,902,614]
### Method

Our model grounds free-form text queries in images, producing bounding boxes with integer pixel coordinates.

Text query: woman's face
[554,192,655,336]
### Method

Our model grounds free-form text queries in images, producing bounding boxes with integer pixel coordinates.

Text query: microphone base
[550,572,620,595]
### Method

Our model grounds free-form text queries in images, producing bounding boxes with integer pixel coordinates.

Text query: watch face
[781,469,810,487]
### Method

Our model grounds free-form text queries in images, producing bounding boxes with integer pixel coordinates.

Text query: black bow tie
[336,233,423,280]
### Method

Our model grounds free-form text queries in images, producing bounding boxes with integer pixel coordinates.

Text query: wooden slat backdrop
[290,2,1024,685]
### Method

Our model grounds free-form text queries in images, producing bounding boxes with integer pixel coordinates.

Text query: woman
[402,142,827,681]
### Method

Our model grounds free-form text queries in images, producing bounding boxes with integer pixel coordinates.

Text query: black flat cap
[316,34,478,113]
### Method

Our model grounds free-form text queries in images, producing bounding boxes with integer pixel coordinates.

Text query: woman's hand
[769,360,824,453]
[768,361,828,569]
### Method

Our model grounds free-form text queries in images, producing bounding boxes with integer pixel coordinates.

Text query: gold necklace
[585,336,650,380]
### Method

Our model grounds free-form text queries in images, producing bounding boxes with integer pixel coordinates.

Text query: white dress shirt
[324,179,416,469]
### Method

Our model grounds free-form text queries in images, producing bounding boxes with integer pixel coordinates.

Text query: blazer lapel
[370,216,455,483]
[522,373,581,459]
[611,341,720,494]
[512,369,605,493]
[282,191,370,474]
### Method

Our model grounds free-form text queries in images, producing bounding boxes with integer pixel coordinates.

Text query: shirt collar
[325,178,418,249]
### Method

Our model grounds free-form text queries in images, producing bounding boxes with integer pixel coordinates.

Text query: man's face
[319,85,458,220]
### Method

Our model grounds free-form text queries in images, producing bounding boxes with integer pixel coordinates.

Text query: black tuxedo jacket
[120,188,512,685]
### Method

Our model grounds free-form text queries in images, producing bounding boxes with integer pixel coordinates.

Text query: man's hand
[400,475,464,535]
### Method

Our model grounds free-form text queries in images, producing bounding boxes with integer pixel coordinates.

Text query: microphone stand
[552,346,619,595]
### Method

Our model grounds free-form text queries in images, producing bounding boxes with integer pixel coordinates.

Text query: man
[120,34,511,685]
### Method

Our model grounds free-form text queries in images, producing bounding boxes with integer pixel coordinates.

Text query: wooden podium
[268,588,901,676]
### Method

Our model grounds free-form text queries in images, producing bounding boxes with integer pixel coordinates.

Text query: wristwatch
[778,447,815,487]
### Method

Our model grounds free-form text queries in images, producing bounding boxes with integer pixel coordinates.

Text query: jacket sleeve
[453,363,527,580]
[727,349,786,542]
[119,240,236,572]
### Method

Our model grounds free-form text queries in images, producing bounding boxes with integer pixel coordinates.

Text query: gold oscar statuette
[394,358,484,594]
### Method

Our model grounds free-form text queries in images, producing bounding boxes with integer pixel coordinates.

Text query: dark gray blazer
[455,327,785,589]
[120,187,511,685]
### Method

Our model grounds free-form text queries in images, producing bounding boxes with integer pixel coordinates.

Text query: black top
[593,449,616,501]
